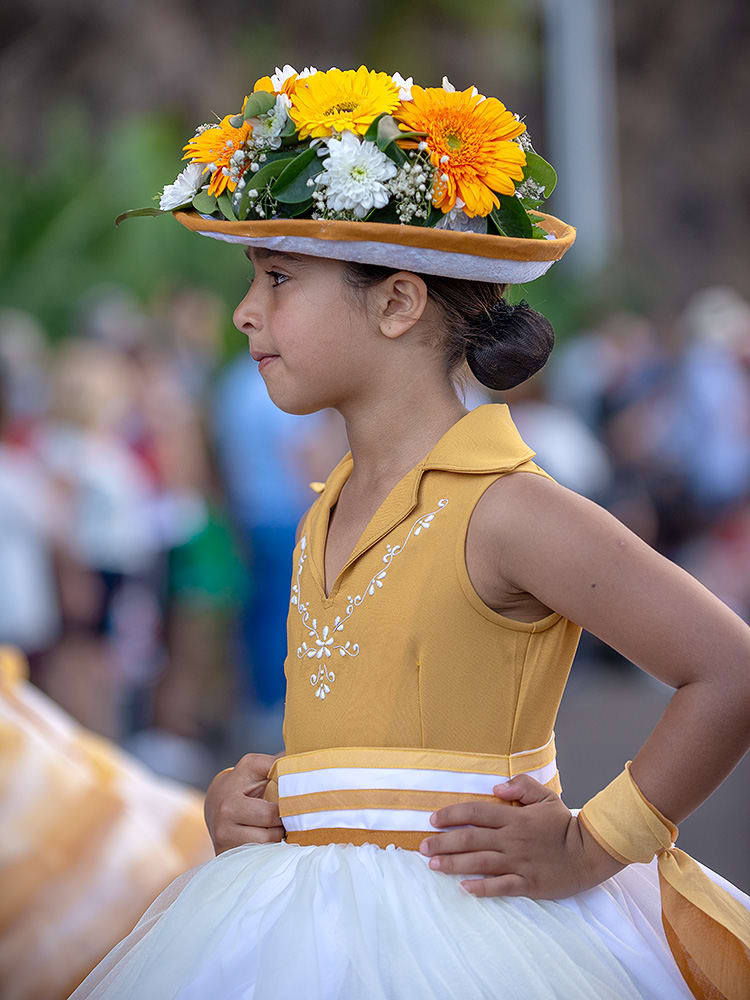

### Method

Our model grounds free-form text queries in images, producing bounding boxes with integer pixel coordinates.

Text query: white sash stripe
[279,758,558,800]
[284,808,473,833]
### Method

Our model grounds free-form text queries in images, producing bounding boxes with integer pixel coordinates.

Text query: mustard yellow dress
[68,404,749,999]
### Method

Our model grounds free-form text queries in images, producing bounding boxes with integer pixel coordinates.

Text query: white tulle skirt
[66,829,749,1000]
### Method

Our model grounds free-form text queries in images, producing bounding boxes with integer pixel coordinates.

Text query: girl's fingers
[461,873,527,898]
[229,796,281,827]
[430,799,514,830]
[426,850,508,876]
[215,824,285,853]
[492,774,557,805]
[420,826,504,857]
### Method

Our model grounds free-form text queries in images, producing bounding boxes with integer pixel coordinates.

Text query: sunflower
[394,85,527,217]
[288,65,401,140]
[182,114,252,197]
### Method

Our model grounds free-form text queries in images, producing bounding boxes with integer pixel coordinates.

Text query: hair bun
[465,298,555,391]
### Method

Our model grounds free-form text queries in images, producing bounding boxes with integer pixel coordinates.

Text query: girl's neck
[340,392,470,492]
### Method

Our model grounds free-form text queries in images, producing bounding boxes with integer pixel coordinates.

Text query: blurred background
[1,0,749,925]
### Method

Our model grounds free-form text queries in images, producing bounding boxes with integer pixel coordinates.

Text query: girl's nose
[233,287,262,336]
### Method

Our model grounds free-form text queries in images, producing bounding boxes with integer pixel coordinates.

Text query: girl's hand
[418,774,626,898]
[204,752,285,855]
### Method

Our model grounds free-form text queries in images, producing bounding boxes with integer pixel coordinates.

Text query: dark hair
[341,262,554,392]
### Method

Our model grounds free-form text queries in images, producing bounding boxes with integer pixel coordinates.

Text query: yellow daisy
[288,65,401,140]
[394,85,527,217]
[182,114,252,197]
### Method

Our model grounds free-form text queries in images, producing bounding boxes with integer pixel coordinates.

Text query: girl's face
[233,247,372,416]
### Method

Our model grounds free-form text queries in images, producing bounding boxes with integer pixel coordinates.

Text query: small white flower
[391,71,413,100]
[317,129,397,219]
[247,93,290,150]
[159,162,207,210]
[269,64,299,91]
[441,75,486,103]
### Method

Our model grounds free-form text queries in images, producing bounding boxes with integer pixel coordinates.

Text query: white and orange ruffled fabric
[0,647,214,1000]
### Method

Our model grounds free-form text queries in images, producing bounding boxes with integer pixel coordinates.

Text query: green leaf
[363,113,390,143]
[522,151,557,198]
[375,114,426,149]
[271,146,320,202]
[284,197,314,217]
[242,91,277,120]
[114,207,170,226]
[365,202,403,225]
[487,211,507,236]
[424,205,444,227]
[528,212,551,239]
[383,142,407,167]
[217,192,237,221]
[192,190,218,215]
[491,194,533,239]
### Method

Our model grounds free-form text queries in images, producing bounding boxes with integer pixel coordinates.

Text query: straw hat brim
[172,208,575,283]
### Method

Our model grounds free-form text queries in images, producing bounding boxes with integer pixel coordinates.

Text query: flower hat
[118,64,576,283]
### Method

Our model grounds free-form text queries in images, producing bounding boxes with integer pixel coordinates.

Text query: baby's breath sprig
[387,143,437,224]
[232,162,281,220]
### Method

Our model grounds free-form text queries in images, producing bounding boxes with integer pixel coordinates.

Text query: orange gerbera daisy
[394,85,527,217]
[182,114,252,197]
[288,66,401,140]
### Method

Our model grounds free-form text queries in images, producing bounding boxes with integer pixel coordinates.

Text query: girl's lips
[258,355,279,371]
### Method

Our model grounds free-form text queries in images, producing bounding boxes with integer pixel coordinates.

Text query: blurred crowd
[1,283,748,788]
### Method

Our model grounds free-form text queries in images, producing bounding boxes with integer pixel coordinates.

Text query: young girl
[72,65,750,998]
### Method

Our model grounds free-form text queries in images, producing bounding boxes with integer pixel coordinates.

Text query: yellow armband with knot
[579,761,750,1000]
[578,760,678,865]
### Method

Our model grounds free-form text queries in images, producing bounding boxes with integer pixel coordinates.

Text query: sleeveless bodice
[266,403,583,849]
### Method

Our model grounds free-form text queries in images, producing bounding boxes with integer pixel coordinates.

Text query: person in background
[211,352,348,752]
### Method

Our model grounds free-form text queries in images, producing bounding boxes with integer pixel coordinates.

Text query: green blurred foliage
[0,102,248,351]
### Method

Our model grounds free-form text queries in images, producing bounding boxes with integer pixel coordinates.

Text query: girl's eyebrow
[244,247,307,266]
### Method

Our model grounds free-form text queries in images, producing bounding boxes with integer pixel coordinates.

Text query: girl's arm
[488,471,750,825]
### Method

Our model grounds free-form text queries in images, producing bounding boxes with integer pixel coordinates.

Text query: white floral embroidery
[290,499,449,699]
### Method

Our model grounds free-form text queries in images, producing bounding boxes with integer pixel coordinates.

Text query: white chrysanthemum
[434,196,487,233]
[248,94,290,148]
[391,71,414,100]
[268,64,297,90]
[159,162,207,210]
[316,129,397,219]
[441,75,486,103]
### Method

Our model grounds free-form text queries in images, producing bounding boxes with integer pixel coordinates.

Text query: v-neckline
[319,462,408,602]
[315,440,439,604]
[308,404,535,606]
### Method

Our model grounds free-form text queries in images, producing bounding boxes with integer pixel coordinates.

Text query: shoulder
[472,469,632,588]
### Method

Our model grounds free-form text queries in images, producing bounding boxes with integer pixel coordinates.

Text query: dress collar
[307,403,536,605]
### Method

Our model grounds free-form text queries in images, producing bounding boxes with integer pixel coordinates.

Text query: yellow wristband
[578,761,678,866]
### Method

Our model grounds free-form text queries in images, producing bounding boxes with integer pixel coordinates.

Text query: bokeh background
[1,3,749,966]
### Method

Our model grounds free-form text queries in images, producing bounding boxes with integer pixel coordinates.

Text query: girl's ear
[377,272,429,340]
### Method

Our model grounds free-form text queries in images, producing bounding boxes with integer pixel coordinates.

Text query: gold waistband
[264,740,561,850]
